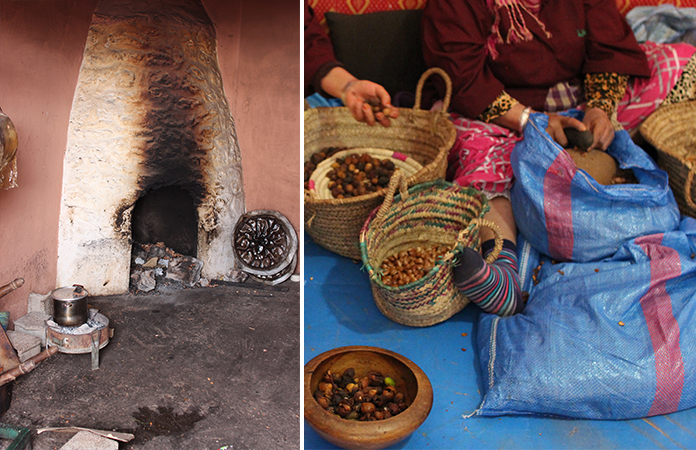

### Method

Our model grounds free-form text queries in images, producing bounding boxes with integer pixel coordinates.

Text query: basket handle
[414,67,452,113]
[456,218,503,264]
[375,170,409,223]
[685,168,696,211]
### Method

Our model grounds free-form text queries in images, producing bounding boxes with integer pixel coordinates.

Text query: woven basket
[305,67,457,260]
[308,148,423,200]
[641,101,696,218]
[360,174,502,327]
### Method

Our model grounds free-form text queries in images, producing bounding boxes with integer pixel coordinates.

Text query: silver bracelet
[518,106,532,134]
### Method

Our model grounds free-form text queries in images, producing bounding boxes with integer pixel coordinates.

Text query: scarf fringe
[486,0,552,59]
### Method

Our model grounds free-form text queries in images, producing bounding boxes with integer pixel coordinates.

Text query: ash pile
[130,242,206,293]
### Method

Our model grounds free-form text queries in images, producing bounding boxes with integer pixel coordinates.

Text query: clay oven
[56,0,245,295]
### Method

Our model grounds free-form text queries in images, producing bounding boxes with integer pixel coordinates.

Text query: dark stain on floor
[131,405,204,446]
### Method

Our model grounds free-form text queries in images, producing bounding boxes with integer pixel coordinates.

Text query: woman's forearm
[490,102,531,133]
[319,67,358,100]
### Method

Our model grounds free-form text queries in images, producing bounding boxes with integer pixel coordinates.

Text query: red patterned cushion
[615,0,696,15]
[309,0,426,25]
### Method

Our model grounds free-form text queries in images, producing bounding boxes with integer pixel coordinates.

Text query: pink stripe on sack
[543,153,576,261]
[308,180,315,190]
[391,152,407,162]
[636,235,684,416]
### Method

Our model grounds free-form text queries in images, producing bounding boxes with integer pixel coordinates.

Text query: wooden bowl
[304,346,433,450]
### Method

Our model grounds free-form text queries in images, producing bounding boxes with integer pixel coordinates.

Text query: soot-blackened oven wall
[56,0,245,295]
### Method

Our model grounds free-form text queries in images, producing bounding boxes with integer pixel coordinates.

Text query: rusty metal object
[0,327,19,373]
[0,279,28,373]
[0,107,18,189]
[47,311,111,370]
[233,210,298,277]
[0,278,24,299]
[0,346,58,387]
[249,252,298,286]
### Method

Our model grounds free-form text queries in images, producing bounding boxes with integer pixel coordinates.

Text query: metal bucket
[51,285,89,327]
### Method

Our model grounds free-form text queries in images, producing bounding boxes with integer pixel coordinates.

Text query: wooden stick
[0,346,58,386]
[0,278,24,299]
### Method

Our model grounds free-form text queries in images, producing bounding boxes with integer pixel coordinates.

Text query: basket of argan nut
[304,68,456,260]
[359,174,502,327]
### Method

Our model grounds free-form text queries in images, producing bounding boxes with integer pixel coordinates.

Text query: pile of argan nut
[313,367,408,421]
[304,147,343,190]
[380,245,450,287]
[325,153,396,199]
[305,149,398,199]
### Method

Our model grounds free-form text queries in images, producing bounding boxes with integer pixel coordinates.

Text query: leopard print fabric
[584,72,628,117]
[662,53,696,106]
[479,73,633,124]
[583,72,628,130]
[479,91,516,122]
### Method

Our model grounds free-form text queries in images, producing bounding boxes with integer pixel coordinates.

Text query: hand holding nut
[366,99,398,125]
[341,79,399,127]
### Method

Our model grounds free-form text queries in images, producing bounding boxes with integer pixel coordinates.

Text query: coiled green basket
[360,176,501,327]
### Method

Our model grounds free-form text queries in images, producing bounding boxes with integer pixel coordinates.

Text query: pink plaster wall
[0,0,301,320]
[206,0,301,241]
[0,0,99,322]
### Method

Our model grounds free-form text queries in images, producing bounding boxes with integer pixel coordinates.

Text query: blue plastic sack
[305,92,343,108]
[472,218,696,420]
[510,111,680,262]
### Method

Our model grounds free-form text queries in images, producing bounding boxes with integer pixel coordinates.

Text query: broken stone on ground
[130,242,204,293]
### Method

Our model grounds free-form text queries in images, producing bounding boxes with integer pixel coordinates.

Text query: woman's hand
[341,80,399,127]
[545,113,587,148]
[319,67,399,127]
[494,104,614,151]
[582,107,614,151]
[492,104,586,144]
[544,109,614,151]
[546,108,614,151]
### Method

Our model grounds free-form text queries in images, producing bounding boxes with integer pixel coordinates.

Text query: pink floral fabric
[448,42,696,197]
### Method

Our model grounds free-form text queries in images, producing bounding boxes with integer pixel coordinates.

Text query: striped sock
[453,239,523,317]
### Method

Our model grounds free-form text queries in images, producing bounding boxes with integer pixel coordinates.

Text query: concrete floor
[0,279,300,450]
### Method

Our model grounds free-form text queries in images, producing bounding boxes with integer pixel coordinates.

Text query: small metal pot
[51,285,89,327]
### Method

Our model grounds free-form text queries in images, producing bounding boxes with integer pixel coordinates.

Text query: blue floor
[303,233,696,450]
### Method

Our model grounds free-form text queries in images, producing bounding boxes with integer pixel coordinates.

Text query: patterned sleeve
[584,73,628,117]
[478,91,517,122]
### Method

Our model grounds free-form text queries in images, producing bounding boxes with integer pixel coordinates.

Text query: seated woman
[421,0,696,316]
[304,0,398,126]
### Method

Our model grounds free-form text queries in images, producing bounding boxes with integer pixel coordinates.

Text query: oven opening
[131,185,198,257]
[129,185,204,293]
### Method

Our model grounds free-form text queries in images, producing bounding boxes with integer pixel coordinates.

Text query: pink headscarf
[486,0,552,59]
